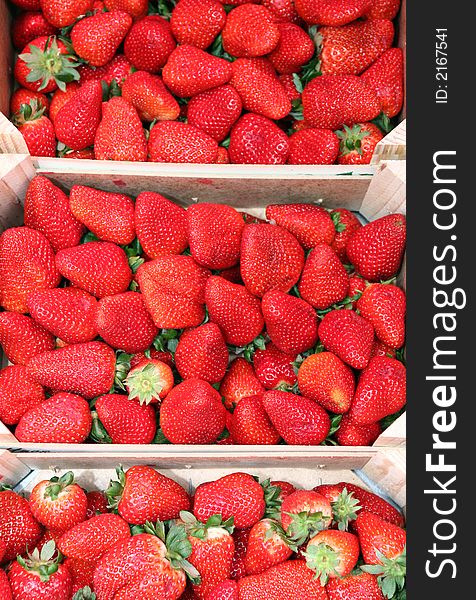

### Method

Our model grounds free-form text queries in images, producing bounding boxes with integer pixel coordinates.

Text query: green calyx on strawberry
[73,587,96,600]
[322,413,343,446]
[265,520,299,553]
[179,510,235,537]
[125,362,166,405]
[89,409,113,444]
[336,124,372,156]
[105,465,127,510]
[122,238,144,274]
[262,479,284,521]
[330,210,347,234]
[284,510,327,546]
[12,98,46,126]
[304,542,342,586]
[113,351,133,391]
[44,471,76,501]
[231,334,267,361]
[330,488,362,531]
[361,547,407,599]
[16,539,61,583]
[18,37,80,92]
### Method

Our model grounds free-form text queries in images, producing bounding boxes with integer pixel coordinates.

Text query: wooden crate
[0,153,406,451]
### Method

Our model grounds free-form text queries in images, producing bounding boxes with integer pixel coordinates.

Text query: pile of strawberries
[0,176,406,446]
[0,465,406,599]
[8,0,403,164]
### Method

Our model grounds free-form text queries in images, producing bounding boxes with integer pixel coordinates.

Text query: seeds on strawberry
[148,121,219,164]
[175,323,229,384]
[124,15,176,73]
[219,358,265,409]
[229,394,281,445]
[121,70,180,122]
[295,0,373,26]
[357,283,406,348]
[268,22,315,74]
[94,393,157,443]
[187,85,243,142]
[229,113,290,164]
[223,4,281,57]
[0,312,55,366]
[288,128,340,165]
[171,0,227,49]
[0,365,45,426]
[266,203,336,249]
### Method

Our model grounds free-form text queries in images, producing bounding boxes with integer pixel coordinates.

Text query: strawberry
[229,113,290,164]
[175,323,229,383]
[346,214,406,281]
[24,176,84,251]
[94,96,148,161]
[297,351,355,414]
[135,192,188,258]
[230,59,291,120]
[85,491,108,519]
[262,290,318,354]
[10,0,41,7]
[219,358,265,409]
[229,394,281,445]
[366,0,401,20]
[40,0,93,27]
[330,208,362,262]
[11,11,57,51]
[205,276,264,346]
[346,276,367,308]
[318,309,374,369]
[15,392,92,443]
[357,284,406,348]
[335,414,382,446]
[216,147,231,163]
[58,513,130,561]
[187,85,243,142]
[279,73,301,102]
[305,529,360,585]
[124,15,176,73]
[104,0,148,18]
[269,23,315,74]
[207,579,239,600]
[48,82,80,124]
[121,71,180,122]
[281,489,332,540]
[148,121,219,164]
[223,4,280,57]
[337,123,384,165]
[64,558,96,595]
[0,365,44,426]
[298,243,349,309]
[106,466,190,524]
[371,339,397,358]
[253,343,297,391]
[262,0,300,23]
[266,204,336,249]
[361,47,404,117]
[171,0,226,49]
[230,527,250,579]
[241,223,304,298]
[62,148,95,158]
[54,81,103,151]
[349,356,406,424]
[295,0,373,25]
[12,100,56,157]
[8,542,73,600]
[78,54,133,87]
[262,390,331,445]
[302,74,381,129]
[244,519,293,575]
[288,128,340,165]
[187,203,245,270]
[10,88,50,115]
[56,241,132,298]
[194,473,265,529]
[0,312,54,365]
[160,378,227,444]
[239,560,328,599]
[29,472,87,531]
[326,571,385,600]
[130,349,174,369]
[270,481,296,501]
[93,393,157,443]
[0,570,12,599]
[0,490,42,562]
[71,10,132,67]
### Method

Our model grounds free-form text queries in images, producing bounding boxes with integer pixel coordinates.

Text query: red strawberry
[94,96,148,161]
[337,123,384,165]
[124,15,176,73]
[55,81,103,150]
[104,0,148,18]
[71,10,132,67]
[10,88,50,115]
[288,128,340,165]
[371,339,397,358]
[245,519,293,576]
[48,82,80,124]
[24,175,84,252]
[281,489,332,538]
[305,529,360,584]
[366,0,401,20]
[171,0,226,49]
[29,472,87,531]
[302,74,381,129]
[230,527,250,579]
[0,312,54,366]
[78,54,133,87]
[0,365,45,426]
[124,354,174,404]
[326,571,385,600]
[298,244,349,309]
[58,513,130,561]
[318,309,374,369]
[94,393,157,443]
[187,85,243,142]
[216,147,231,163]
[175,323,229,383]
[135,192,188,258]
[270,481,296,501]
[269,23,315,74]
[229,113,290,164]
[231,59,291,120]
[335,414,382,446]
[194,473,265,529]
[0,570,12,599]
[349,355,406,424]
[262,0,300,23]
[121,71,180,122]
[295,0,373,25]
[106,465,190,524]
[205,276,264,346]
[330,208,362,262]
[56,241,132,298]
[241,223,304,298]
[11,11,57,50]
[266,204,336,249]
[0,491,42,562]
[346,214,406,281]
[148,121,219,164]
[357,283,406,348]
[15,392,92,443]
[279,73,301,102]
[223,4,280,57]
[187,203,245,270]
[130,349,174,369]
[262,290,318,354]
[10,0,41,7]
[208,579,239,600]
[229,394,281,445]
[361,47,404,117]
[64,557,96,595]
[219,358,265,409]
[12,100,56,157]
[85,491,108,519]
[40,0,93,27]
[160,378,227,444]
[253,343,297,391]
[347,276,367,308]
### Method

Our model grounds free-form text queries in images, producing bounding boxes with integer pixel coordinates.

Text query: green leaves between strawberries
[105,466,126,510]
[261,479,283,521]
[44,471,75,501]
[230,334,267,362]
[330,211,347,233]
[336,125,372,157]
[153,329,181,354]
[17,540,60,583]
[321,414,343,446]
[73,587,96,600]
[114,352,132,391]
[361,547,406,599]
[330,488,362,531]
